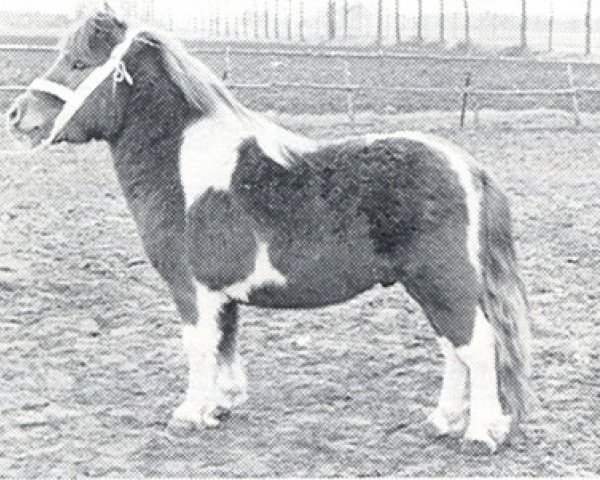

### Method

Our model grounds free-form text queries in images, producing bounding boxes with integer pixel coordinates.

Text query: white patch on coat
[427,337,469,435]
[180,108,247,208]
[173,285,227,427]
[456,309,511,451]
[180,108,317,208]
[224,241,287,302]
[364,131,482,276]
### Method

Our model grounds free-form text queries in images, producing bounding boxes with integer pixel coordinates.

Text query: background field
[5,44,600,118]
[0,109,598,476]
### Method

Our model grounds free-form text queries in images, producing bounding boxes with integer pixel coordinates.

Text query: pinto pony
[6,10,532,452]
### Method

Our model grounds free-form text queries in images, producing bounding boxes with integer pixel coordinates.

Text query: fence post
[344,60,355,124]
[566,64,581,127]
[460,72,472,129]
[472,91,480,128]
[223,46,232,81]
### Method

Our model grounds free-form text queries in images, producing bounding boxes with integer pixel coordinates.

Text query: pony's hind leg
[426,337,469,436]
[456,309,511,452]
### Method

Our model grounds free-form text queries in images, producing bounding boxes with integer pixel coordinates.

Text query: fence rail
[6,42,600,66]
[2,43,600,127]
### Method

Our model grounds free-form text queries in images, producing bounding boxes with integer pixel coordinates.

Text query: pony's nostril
[7,105,21,125]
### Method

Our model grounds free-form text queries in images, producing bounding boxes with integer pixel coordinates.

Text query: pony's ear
[103,1,125,23]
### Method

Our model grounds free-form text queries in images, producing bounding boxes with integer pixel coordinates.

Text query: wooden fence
[2,43,600,127]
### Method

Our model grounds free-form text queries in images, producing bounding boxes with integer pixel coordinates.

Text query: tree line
[180,0,596,55]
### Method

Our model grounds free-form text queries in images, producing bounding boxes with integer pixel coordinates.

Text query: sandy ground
[0,110,598,476]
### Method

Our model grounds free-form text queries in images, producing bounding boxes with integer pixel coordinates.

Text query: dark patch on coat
[217,301,239,360]
[225,136,480,346]
[187,189,257,290]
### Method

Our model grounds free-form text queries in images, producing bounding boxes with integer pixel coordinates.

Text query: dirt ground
[0,110,598,477]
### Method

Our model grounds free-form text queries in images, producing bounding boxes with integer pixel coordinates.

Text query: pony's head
[6,10,135,145]
[5,7,314,163]
[5,7,233,148]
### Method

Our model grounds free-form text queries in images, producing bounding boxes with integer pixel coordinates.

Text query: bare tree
[586,0,593,55]
[287,0,293,40]
[548,0,554,52]
[520,0,528,51]
[299,0,305,42]
[274,0,280,39]
[254,0,260,39]
[463,0,471,48]
[328,0,336,41]
[343,0,349,39]
[417,0,423,42]
[376,0,383,46]
[264,0,270,39]
[395,0,401,44]
[439,0,445,45]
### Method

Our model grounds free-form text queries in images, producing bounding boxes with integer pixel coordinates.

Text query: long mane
[136,28,317,166]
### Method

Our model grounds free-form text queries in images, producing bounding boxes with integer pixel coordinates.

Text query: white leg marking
[427,337,469,436]
[457,309,511,451]
[214,354,248,410]
[224,241,287,302]
[173,285,227,428]
[365,132,482,275]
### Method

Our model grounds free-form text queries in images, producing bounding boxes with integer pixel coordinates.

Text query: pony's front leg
[213,303,248,415]
[171,285,230,429]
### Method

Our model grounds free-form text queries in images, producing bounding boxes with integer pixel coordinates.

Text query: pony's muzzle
[5,94,51,142]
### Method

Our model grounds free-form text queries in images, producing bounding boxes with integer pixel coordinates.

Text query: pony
[5,8,533,453]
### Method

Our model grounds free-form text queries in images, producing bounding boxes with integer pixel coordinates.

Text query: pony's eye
[72,60,87,71]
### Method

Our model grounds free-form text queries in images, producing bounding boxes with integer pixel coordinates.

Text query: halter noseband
[10,28,140,153]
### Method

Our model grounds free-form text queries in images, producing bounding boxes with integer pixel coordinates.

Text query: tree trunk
[520,0,528,51]
[377,0,383,46]
[274,0,280,39]
[299,0,305,42]
[287,0,293,40]
[439,0,445,45]
[417,0,423,42]
[548,0,554,52]
[395,0,401,44]
[463,0,470,48]
[343,0,349,39]
[254,0,260,39]
[328,0,336,41]
[586,0,593,55]
[264,0,270,39]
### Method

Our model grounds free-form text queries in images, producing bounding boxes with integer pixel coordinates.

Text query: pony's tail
[478,171,535,421]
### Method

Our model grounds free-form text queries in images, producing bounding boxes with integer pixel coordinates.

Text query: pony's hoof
[424,408,467,438]
[171,401,223,430]
[460,437,498,455]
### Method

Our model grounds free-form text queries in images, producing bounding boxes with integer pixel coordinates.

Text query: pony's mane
[136,28,317,166]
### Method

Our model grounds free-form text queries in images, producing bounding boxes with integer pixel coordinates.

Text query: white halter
[2,28,140,155]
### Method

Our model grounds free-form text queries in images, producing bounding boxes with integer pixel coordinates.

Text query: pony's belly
[245,238,393,308]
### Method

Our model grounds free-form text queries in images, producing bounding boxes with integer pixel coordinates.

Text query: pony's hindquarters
[478,171,534,421]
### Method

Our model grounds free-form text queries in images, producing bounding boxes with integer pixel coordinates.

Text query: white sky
[0,0,592,19]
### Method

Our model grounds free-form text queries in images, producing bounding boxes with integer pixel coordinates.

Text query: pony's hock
[6,8,533,454]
